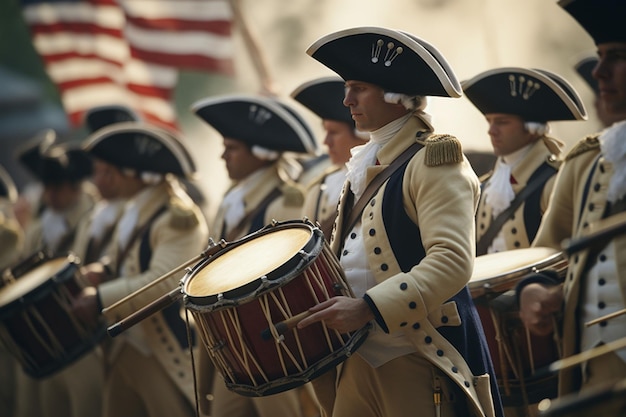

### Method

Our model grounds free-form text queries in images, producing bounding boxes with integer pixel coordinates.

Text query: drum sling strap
[340,142,423,247]
[476,163,556,256]
[113,205,167,277]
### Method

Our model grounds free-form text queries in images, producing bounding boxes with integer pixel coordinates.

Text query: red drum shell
[183,221,369,396]
[469,248,568,407]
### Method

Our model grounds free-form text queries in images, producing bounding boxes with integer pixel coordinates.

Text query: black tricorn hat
[17,129,93,185]
[306,27,462,97]
[574,54,599,94]
[462,67,587,122]
[191,95,318,154]
[83,105,141,133]
[559,0,626,44]
[291,76,354,125]
[0,164,18,203]
[83,122,196,178]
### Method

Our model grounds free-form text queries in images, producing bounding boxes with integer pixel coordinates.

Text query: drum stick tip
[261,323,288,340]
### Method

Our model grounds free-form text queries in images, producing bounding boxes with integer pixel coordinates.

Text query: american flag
[21,0,234,131]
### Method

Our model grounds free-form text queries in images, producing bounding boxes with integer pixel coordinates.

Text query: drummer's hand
[72,287,100,328]
[297,296,374,333]
[80,263,108,286]
[519,283,563,336]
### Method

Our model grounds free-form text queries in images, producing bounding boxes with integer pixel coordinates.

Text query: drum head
[469,247,563,296]
[185,225,314,299]
[0,258,68,308]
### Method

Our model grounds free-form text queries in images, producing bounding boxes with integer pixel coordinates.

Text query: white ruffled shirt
[41,209,69,253]
[117,185,158,255]
[221,167,270,235]
[599,120,626,203]
[485,144,532,253]
[346,113,413,199]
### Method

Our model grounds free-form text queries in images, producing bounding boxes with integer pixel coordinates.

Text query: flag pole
[230,0,279,96]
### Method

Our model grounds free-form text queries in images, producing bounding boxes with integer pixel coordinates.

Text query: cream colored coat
[477,138,559,250]
[533,135,626,395]
[328,116,497,417]
[100,182,209,404]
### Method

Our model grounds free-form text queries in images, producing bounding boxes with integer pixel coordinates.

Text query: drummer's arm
[298,296,375,334]
[516,271,564,336]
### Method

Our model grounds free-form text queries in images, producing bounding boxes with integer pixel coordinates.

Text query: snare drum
[0,253,106,378]
[183,220,369,397]
[469,247,568,407]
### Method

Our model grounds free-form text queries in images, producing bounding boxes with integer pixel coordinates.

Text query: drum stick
[101,253,205,315]
[261,310,312,341]
[562,211,626,255]
[585,308,626,327]
[107,288,183,338]
[547,336,626,373]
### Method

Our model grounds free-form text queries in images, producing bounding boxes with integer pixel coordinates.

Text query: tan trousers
[39,349,104,417]
[13,364,43,417]
[210,371,304,417]
[103,344,194,417]
[314,352,464,417]
[11,348,104,417]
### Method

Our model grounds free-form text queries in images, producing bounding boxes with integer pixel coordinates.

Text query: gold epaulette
[168,197,200,229]
[420,134,464,167]
[565,134,601,161]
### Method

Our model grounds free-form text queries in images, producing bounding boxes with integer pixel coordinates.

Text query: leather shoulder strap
[340,142,423,243]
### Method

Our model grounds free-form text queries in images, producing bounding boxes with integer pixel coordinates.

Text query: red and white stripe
[22,0,233,131]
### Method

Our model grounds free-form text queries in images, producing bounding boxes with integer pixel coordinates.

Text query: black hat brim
[291,76,354,125]
[83,123,196,177]
[462,67,587,122]
[559,0,626,44]
[192,95,317,154]
[306,27,461,97]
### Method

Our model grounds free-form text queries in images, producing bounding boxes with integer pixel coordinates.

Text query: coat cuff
[363,294,388,333]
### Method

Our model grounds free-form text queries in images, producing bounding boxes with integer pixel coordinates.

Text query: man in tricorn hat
[192,94,317,242]
[18,130,96,258]
[463,67,586,415]
[574,54,625,128]
[292,76,368,238]
[72,105,142,265]
[517,0,626,406]
[463,67,587,256]
[11,130,99,417]
[191,94,317,417]
[73,123,208,417]
[296,27,503,417]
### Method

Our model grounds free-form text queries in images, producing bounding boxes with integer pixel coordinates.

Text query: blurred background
[0,0,600,220]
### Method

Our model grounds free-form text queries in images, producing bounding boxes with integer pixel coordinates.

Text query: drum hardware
[1,250,50,287]
[468,247,568,407]
[0,252,106,378]
[585,308,626,327]
[106,219,370,396]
